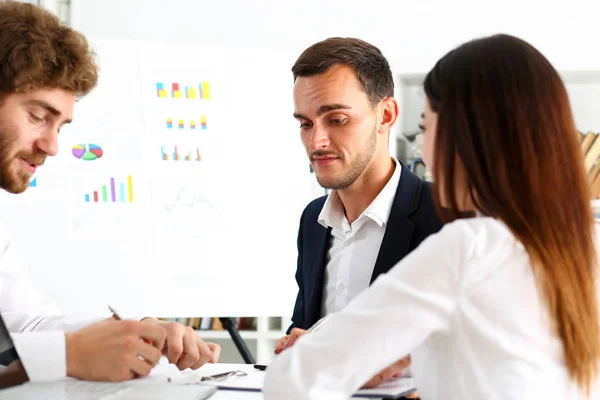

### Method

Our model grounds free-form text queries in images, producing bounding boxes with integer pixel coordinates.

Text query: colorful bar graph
[110,178,116,202]
[127,176,133,203]
[83,176,134,204]
[157,82,209,99]
[164,116,206,130]
[161,146,201,162]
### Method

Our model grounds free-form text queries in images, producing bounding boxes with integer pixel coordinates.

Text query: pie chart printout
[72,144,103,161]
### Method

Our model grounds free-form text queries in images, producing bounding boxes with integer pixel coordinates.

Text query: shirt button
[337,283,346,293]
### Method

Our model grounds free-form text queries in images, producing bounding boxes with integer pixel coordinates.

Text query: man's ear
[378,97,399,135]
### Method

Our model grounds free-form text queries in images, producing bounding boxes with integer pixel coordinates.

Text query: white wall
[70,0,600,160]
[71,0,600,73]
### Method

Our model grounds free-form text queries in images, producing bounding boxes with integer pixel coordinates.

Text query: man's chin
[317,177,345,191]
[316,176,334,189]
[1,178,30,194]
[5,185,28,194]
[317,171,363,191]
[0,164,31,193]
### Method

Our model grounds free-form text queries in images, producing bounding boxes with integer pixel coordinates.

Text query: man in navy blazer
[274,37,442,393]
[290,161,441,331]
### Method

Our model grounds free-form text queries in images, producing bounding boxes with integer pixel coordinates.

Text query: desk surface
[0,363,386,399]
[0,363,265,399]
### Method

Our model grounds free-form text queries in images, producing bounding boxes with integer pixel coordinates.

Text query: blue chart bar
[120,183,125,203]
[85,194,90,202]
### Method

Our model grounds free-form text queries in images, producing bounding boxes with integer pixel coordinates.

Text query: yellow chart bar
[127,175,133,203]
[201,81,210,99]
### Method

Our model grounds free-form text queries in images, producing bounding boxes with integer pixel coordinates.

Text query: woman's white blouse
[263,217,600,400]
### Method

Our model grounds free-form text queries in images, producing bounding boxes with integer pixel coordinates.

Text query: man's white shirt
[318,157,401,317]
[0,224,99,381]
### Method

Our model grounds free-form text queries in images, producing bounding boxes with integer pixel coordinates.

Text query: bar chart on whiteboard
[66,166,151,241]
[82,175,134,203]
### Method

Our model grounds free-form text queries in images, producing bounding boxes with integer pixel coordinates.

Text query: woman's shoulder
[431,217,520,262]
[438,216,513,241]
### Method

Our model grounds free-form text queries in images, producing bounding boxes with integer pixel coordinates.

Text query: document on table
[135,360,417,399]
[188,363,417,399]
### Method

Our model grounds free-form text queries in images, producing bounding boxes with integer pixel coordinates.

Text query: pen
[108,305,122,320]
[254,364,267,371]
[110,306,154,347]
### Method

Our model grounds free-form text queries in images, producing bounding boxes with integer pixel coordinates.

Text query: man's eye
[29,113,43,123]
[331,118,346,125]
[299,122,312,129]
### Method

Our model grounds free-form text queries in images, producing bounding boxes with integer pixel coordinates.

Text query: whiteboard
[0,38,315,318]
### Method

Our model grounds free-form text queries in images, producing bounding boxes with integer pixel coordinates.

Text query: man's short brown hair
[292,37,394,106]
[0,1,98,98]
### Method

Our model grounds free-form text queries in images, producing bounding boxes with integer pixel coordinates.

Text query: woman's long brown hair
[424,34,599,395]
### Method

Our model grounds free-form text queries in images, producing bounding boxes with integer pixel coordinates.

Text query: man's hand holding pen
[141,318,221,370]
[88,306,222,379]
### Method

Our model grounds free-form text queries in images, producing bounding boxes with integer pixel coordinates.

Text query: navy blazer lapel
[370,163,421,284]
[306,224,331,325]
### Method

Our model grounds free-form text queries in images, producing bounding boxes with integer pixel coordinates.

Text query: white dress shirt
[264,217,600,399]
[318,157,401,317]
[0,224,99,381]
